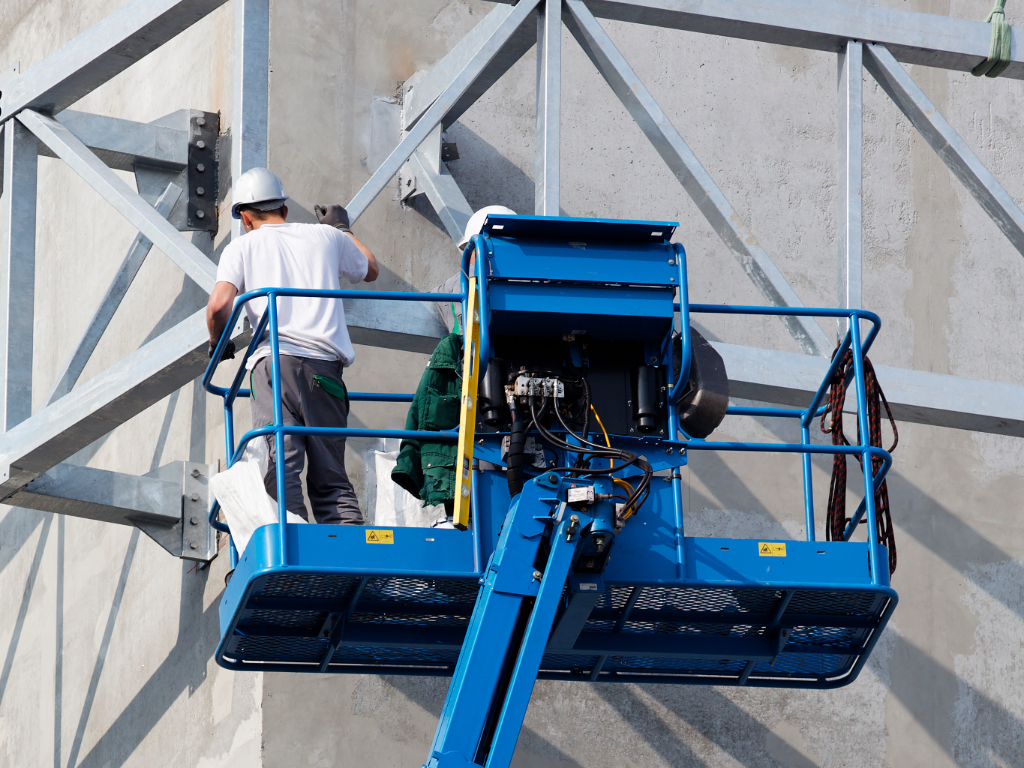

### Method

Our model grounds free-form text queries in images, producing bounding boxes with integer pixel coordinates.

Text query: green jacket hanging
[391,331,463,506]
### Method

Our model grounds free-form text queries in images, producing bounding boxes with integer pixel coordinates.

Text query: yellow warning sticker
[758,542,786,557]
[365,529,394,545]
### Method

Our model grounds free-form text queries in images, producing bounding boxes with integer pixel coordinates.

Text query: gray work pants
[250,355,364,525]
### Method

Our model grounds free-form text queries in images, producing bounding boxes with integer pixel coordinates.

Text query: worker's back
[217,222,369,364]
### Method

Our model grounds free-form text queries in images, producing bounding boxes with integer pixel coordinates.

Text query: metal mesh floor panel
[360,577,480,605]
[258,573,361,601]
[245,609,327,631]
[787,590,880,615]
[233,635,328,663]
[609,656,748,674]
[330,647,462,666]
[223,570,889,686]
[540,654,602,672]
[753,652,847,676]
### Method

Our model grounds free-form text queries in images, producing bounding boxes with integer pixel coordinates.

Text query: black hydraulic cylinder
[480,358,509,426]
[635,365,660,433]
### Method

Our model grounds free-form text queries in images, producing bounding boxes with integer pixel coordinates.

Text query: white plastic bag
[373,449,447,528]
[210,438,307,556]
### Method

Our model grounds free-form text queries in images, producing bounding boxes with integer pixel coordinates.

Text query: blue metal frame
[203,217,898,766]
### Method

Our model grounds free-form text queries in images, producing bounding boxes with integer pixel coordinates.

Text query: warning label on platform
[365,529,394,544]
[758,542,786,557]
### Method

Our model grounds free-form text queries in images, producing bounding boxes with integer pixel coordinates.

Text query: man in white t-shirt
[206,168,379,524]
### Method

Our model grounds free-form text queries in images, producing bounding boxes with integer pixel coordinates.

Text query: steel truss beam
[489,0,1024,79]
[402,4,540,132]
[46,182,183,404]
[0,310,212,496]
[346,0,543,223]
[563,0,832,356]
[232,0,270,239]
[0,0,231,122]
[17,109,218,293]
[0,120,38,433]
[864,44,1024,257]
[345,297,452,354]
[837,41,863,339]
[44,111,188,172]
[717,342,1024,438]
[535,0,562,215]
[407,150,473,243]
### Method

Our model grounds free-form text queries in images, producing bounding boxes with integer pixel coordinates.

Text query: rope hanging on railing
[820,345,899,576]
[973,0,1012,78]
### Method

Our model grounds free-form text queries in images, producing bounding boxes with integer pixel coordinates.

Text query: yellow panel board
[452,277,481,530]
[365,529,394,544]
[758,542,786,557]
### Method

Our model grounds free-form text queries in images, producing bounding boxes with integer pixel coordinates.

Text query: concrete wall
[0,2,261,767]
[3,0,1024,766]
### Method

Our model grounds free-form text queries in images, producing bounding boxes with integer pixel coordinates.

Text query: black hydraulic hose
[525,385,654,516]
[506,419,528,498]
[531,396,622,464]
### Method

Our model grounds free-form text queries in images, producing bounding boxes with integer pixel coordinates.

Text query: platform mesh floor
[223,574,890,683]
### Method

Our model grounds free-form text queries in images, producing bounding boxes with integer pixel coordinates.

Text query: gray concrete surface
[0,1,261,767]
[4,0,1024,766]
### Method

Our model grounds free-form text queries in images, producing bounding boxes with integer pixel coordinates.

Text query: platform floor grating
[222,573,892,684]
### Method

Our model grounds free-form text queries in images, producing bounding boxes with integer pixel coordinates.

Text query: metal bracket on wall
[181,461,216,560]
[187,110,218,231]
[4,460,217,562]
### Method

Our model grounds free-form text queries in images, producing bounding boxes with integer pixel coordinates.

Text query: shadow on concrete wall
[686,411,1024,766]
[0,506,45,578]
[62,529,141,768]
[385,675,586,768]
[0,388,217,768]
[445,125,559,218]
[0,513,53,706]
[73,577,216,768]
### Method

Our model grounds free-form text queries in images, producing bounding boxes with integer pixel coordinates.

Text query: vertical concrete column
[0,118,39,432]
[534,0,561,215]
[231,0,270,240]
[837,40,863,340]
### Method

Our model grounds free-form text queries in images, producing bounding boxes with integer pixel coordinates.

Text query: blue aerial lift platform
[205,215,897,768]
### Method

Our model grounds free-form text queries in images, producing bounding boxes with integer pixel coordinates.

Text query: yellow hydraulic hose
[590,404,637,519]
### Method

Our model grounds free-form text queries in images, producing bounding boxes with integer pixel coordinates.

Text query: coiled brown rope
[820,345,899,575]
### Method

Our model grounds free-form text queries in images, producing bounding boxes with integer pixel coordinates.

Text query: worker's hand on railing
[315,204,352,233]
[209,339,236,360]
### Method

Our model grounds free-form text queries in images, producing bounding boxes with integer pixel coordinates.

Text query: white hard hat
[231,167,288,219]
[458,205,517,249]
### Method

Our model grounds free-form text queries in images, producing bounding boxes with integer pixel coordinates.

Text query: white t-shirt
[216,222,369,368]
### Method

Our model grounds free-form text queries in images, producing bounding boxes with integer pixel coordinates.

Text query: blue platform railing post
[460,241,473,336]
[224,395,239,567]
[669,243,691,409]
[471,463,482,573]
[472,233,492,375]
[672,471,685,578]
[801,422,815,541]
[848,314,883,586]
[267,291,289,567]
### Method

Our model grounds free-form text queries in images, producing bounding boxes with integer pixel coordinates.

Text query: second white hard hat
[458,205,517,249]
[231,167,288,219]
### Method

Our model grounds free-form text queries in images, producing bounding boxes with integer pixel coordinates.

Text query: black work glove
[315,204,352,233]
[209,339,236,360]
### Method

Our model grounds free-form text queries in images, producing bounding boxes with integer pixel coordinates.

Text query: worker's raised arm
[206,280,239,355]
[347,233,379,282]
[315,203,379,282]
